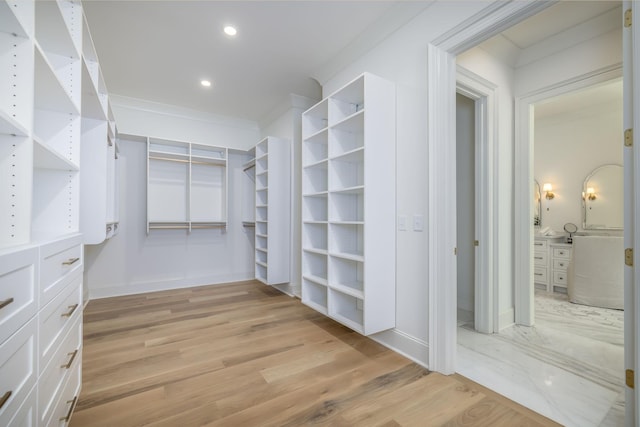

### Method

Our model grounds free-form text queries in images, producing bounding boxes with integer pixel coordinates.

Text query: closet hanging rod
[243,163,256,172]
[149,156,225,166]
[148,225,189,229]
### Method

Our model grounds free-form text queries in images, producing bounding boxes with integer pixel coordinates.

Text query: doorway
[456,93,476,330]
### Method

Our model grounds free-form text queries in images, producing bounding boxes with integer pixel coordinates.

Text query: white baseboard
[88,272,255,299]
[369,328,429,369]
[499,307,515,331]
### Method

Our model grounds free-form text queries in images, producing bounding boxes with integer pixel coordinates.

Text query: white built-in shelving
[241,147,256,227]
[252,137,291,285]
[0,1,116,424]
[301,72,396,335]
[144,136,228,232]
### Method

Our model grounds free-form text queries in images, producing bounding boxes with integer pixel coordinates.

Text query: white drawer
[553,259,570,270]
[39,270,82,370]
[5,385,36,427]
[0,246,38,344]
[0,317,37,427]
[39,315,82,426]
[46,352,81,427]
[552,247,571,259]
[553,270,568,285]
[533,251,548,266]
[533,240,548,250]
[534,266,548,284]
[40,235,83,307]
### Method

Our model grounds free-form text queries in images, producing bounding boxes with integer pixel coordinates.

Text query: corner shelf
[301,72,396,336]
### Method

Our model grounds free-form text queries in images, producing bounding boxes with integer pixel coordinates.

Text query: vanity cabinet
[550,243,572,293]
[533,238,550,290]
[534,236,571,293]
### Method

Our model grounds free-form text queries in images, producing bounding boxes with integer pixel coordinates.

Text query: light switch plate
[398,215,407,231]
[413,214,424,232]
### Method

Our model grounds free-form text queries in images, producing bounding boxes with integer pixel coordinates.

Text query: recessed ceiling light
[224,26,237,36]
[201,80,212,88]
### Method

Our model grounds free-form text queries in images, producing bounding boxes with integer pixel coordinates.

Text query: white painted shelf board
[256,261,267,268]
[331,110,365,133]
[34,0,79,58]
[303,128,329,142]
[256,247,267,253]
[0,1,29,38]
[303,248,328,256]
[303,159,329,169]
[191,155,226,166]
[302,191,328,197]
[329,252,364,263]
[81,60,107,120]
[242,158,256,170]
[330,314,364,334]
[330,221,364,225]
[34,45,78,115]
[303,274,328,287]
[302,300,328,315]
[330,147,364,162]
[33,136,78,171]
[0,109,29,136]
[330,185,365,195]
[330,283,364,300]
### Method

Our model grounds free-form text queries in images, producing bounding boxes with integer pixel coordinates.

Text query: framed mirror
[533,179,541,227]
[583,164,623,230]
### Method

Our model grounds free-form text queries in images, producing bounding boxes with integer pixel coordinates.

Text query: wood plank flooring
[70,281,560,426]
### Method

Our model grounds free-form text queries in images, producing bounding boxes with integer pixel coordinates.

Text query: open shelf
[33,136,78,171]
[34,45,79,115]
[301,72,395,336]
[0,31,32,135]
[0,1,32,38]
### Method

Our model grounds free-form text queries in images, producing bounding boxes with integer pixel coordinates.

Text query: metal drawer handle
[61,349,79,369]
[534,256,543,260]
[61,304,79,318]
[0,390,11,410]
[59,396,78,422]
[0,297,14,310]
[62,257,80,266]
[535,273,543,276]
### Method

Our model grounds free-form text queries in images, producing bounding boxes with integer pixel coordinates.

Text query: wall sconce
[586,187,596,200]
[543,183,555,200]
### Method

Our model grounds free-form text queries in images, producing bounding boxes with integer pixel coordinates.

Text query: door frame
[513,65,622,326]
[456,67,499,334]
[427,0,552,375]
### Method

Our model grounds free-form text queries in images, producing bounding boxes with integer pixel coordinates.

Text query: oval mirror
[583,164,623,230]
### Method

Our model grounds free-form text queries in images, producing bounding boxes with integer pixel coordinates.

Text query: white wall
[111,94,260,150]
[534,99,622,232]
[84,98,260,298]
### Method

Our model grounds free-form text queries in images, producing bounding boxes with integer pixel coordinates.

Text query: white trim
[88,273,255,299]
[428,43,457,375]
[498,307,515,331]
[456,66,499,334]
[428,0,555,375]
[370,329,429,369]
[513,64,622,327]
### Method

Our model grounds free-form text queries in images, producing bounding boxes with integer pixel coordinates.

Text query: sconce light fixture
[543,183,555,200]
[586,187,596,200]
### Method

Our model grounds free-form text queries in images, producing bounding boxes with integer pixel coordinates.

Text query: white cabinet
[550,243,572,293]
[241,147,256,227]
[253,137,291,285]
[533,238,549,290]
[301,72,396,335]
[0,0,105,423]
[144,137,228,232]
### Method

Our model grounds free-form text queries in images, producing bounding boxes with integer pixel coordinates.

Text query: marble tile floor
[457,290,624,427]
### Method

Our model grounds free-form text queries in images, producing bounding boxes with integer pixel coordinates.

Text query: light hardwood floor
[71,281,560,426]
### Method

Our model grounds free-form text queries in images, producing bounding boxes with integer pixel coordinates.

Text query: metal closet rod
[149,156,225,166]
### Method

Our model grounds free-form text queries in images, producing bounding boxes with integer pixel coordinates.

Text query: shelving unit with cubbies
[252,137,291,285]
[301,72,396,335]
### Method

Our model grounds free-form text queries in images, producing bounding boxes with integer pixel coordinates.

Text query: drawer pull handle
[60,396,78,422]
[61,304,79,318]
[61,349,79,369]
[0,297,14,310]
[62,257,80,266]
[0,391,11,409]
[535,273,543,276]
[534,256,543,260]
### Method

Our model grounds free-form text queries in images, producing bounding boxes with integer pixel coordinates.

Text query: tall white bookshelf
[301,73,396,336]
[0,1,113,425]
[254,137,291,285]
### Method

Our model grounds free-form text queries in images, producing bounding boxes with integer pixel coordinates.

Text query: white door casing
[623,1,638,424]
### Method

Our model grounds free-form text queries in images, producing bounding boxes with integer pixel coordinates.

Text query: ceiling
[84,1,622,125]
[83,1,426,123]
